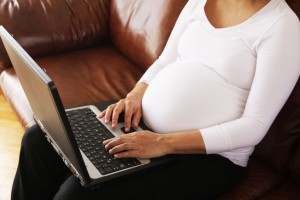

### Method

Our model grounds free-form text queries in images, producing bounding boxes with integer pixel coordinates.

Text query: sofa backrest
[254,0,300,173]
[109,0,188,72]
[0,0,110,69]
[254,79,300,172]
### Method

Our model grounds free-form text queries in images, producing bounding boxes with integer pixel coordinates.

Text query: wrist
[127,82,148,100]
[158,134,174,155]
[159,131,206,154]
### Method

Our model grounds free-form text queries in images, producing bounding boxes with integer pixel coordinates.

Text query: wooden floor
[0,88,24,200]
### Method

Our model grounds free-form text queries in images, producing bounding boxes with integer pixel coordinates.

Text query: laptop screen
[0,26,90,184]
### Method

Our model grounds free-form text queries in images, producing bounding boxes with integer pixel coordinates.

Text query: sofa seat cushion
[217,157,286,200]
[257,180,300,200]
[0,45,144,128]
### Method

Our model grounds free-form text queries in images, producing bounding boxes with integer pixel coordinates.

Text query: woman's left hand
[103,131,168,159]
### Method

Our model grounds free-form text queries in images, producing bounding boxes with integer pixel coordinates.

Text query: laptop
[0,26,176,188]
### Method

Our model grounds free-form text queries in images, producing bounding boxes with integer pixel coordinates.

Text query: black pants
[11,124,244,200]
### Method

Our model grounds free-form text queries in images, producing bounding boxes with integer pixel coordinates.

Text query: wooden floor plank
[0,88,24,200]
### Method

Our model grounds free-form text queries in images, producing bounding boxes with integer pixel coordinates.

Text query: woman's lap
[12,124,244,200]
[11,124,71,200]
[55,154,244,200]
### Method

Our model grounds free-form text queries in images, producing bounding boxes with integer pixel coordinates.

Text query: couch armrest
[0,0,110,69]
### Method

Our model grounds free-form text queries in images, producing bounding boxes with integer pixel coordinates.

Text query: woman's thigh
[12,124,71,200]
[54,154,244,200]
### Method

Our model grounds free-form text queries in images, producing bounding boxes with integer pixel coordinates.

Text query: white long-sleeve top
[138,0,300,167]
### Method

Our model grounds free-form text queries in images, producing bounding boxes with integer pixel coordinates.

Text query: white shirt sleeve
[201,14,300,153]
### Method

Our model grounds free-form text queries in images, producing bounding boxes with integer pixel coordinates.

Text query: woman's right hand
[98,83,148,132]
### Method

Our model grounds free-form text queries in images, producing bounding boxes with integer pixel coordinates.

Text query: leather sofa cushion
[217,158,285,200]
[254,80,300,172]
[110,0,188,71]
[0,45,144,128]
[290,140,300,183]
[258,180,300,199]
[0,0,110,69]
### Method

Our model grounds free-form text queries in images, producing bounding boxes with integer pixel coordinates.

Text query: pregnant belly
[142,61,249,133]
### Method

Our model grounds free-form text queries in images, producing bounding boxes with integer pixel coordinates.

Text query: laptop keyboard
[66,107,141,175]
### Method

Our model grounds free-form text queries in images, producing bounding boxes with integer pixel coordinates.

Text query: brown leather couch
[1,0,300,199]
